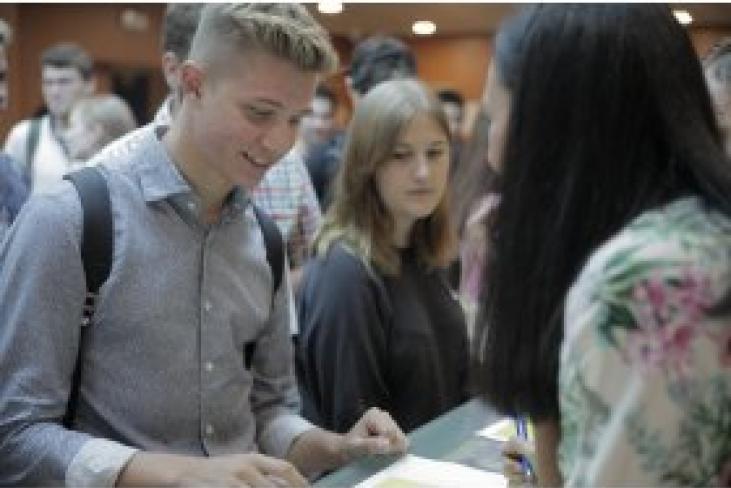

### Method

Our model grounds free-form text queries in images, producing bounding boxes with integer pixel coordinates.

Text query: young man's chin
[234,171,266,193]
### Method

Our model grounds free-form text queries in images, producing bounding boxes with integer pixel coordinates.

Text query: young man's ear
[180,61,204,100]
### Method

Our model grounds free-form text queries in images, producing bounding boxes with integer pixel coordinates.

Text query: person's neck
[291,138,306,159]
[392,218,414,249]
[49,113,69,132]
[163,122,232,224]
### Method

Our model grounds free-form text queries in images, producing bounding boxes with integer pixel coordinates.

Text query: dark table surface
[314,398,506,487]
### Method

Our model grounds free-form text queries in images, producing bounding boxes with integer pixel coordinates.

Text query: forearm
[534,420,563,487]
[286,427,347,478]
[287,408,409,480]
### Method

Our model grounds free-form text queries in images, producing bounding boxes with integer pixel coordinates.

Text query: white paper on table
[354,454,507,488]
[476,418,515,442]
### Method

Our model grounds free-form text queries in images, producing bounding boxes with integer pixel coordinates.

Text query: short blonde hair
[72,94,137,151]
[189,3,338,75]
[316,79,457,276]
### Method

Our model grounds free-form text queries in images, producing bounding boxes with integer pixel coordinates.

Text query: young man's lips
[241,151,271,168]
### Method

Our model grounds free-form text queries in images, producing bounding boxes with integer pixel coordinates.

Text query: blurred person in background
[451,105,500,337]
[475,4,731,486]
[4,42,94,194]
[306,35,417,210]
[295,83,338,162]
[0,19,28,240]
[155,3,204,125]
[704,37,731,157]
[296,79,469,434]
[65,94,136,163]
[437,88,466,173]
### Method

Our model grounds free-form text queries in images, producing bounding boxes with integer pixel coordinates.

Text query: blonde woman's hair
[189,3,338,76]
[316,79,457,276]
[73,94,137,152]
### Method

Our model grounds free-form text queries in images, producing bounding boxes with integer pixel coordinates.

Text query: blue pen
[515,417,534,481]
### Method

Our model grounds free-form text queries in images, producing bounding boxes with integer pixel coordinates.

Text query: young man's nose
[44,82,63,96]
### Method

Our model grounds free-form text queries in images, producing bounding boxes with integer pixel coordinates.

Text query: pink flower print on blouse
[623,268,714,376]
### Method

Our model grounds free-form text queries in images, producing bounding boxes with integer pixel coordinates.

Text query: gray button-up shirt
[0,125,313,486]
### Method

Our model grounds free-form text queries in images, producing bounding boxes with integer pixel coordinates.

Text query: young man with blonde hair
[0,4,406,487]
[116,2,321,295]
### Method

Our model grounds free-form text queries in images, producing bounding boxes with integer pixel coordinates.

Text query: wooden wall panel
[0,4,729,140]
[1,4,165,139]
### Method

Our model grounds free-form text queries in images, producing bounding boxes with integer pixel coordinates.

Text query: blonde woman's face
[375,111,450,237]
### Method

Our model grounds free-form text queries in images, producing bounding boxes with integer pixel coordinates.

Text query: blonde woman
[64,94,137,162]
[296,79,470,433]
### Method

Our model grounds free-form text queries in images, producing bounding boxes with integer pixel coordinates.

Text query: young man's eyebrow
[250,98,283,108]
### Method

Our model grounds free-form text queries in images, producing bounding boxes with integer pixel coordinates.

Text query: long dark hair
[475,4,731,420]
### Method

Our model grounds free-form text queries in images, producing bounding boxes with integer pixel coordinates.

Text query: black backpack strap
[24,117,41,185]
[252,204,284,295]
[62,166,114,427]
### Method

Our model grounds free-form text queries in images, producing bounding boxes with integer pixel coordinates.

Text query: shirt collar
[135,125,188,203]
[136,124,250,219]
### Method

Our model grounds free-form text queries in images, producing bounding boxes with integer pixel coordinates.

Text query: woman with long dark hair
[475,5,731,485]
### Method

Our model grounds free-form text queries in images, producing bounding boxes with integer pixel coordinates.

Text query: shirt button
[205,361,214,372]
[204,300,212,312]
[205,424,215,436]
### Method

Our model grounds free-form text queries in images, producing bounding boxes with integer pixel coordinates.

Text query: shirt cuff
[259,413,315,459]
[66,438,139,487]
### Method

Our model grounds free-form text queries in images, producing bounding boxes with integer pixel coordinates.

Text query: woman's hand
[502,435,536,487]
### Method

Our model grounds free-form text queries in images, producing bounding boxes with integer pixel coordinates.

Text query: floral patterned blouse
[558,197,731,486]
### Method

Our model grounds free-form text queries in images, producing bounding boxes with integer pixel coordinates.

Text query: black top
[295,242,470,433]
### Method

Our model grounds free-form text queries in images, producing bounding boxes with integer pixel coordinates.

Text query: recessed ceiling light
[673,10,693,25]
[318,1,343,15]
[120,8,150,32]
[412,20,437,36]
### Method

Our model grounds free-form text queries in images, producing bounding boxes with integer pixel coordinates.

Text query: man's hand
[286,407,408,478]
[341,407,409,462]
[118,452,308,487]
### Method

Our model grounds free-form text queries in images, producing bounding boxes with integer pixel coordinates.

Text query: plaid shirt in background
[252,150,322,268]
